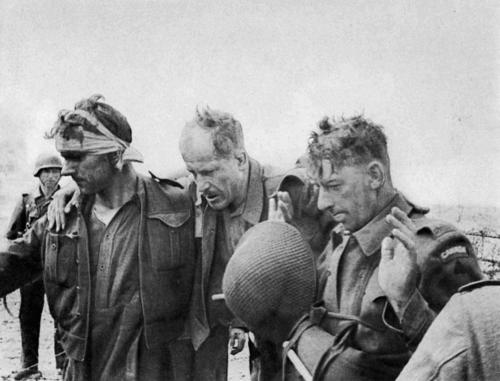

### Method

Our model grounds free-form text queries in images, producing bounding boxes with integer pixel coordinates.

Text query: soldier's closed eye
[326,183,342,190]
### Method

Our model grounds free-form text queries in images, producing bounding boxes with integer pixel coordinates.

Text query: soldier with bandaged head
[0,95,196,381]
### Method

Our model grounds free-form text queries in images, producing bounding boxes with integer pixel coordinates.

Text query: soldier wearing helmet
[5,152,65,380]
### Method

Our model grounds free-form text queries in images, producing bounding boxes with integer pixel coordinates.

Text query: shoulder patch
[413,217,475,265]
[439,244,469,263]
[148,171,183,189]
[459,279,500,293]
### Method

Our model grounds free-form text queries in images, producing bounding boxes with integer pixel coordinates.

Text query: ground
[0,291,60,380]
[0,289,251,380]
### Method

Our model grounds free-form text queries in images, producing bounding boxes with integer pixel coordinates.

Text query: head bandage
[54,109,143,163]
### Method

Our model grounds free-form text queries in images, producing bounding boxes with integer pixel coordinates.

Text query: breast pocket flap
[148,210,191,228]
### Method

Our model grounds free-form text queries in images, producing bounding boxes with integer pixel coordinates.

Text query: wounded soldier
[224,115,483,381]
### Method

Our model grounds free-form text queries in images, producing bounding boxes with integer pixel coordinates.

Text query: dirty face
[180,127,246,211]
[59,138,116,195]
[38,168,62,193]
[314,160,377,232]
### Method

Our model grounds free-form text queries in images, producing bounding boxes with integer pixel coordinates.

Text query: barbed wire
[466,231,500,240]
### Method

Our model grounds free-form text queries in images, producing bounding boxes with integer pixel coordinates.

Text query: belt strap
[282,313,314,381]
[282,305,384,380]
[310,305,383,332]
[313,322,355,380]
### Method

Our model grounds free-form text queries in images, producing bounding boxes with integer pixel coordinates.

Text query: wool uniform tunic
[290,192,483,380]
[0,175,196,381]
[397,280,500,381]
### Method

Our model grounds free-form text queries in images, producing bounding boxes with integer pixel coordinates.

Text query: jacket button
[75,312,81,317]
[76,286,80,291]
[51,243,56,249]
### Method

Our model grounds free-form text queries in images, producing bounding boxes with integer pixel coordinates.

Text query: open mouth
[333,212,346,221]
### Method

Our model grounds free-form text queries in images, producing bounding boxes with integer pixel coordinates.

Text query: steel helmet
[223,220,317,344]
[33,152,63,177]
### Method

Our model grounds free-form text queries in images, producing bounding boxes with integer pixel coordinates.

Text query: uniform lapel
[201,205,218,304]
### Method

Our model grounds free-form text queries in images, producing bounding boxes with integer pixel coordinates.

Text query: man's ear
[235,151,248,169]
[366,161,385,190]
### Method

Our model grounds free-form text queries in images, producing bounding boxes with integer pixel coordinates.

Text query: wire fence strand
[466,230,500,279]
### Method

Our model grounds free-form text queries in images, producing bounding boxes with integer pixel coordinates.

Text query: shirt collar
[34,184,61,200]
[352,191,414,257]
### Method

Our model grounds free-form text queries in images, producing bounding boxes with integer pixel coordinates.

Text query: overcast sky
[1,0,499,207]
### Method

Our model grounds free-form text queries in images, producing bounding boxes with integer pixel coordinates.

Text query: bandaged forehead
[54,109,143,163]
[56,128,134,157]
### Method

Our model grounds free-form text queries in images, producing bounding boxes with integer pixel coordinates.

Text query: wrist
[388,288,417,320]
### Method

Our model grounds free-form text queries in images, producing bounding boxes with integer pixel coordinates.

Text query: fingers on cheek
[393,229,415,248]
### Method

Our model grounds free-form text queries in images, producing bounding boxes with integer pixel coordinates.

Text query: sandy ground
[0,291,250,381]
[0,291,60,380]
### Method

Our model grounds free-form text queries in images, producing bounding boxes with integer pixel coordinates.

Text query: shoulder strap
[459,279,500,292]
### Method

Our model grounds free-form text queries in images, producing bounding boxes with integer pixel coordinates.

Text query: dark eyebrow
[60,152,84,160]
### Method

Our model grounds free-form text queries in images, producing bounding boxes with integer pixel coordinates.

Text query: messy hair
[186,106,245,157]
[307,115,389,175]
[46,94,132,143]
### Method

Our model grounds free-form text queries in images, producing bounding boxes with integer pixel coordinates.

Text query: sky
[1,0,499,207]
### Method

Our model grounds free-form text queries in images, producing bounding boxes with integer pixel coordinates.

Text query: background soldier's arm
[5,195,27,240]
[0,217,45,297]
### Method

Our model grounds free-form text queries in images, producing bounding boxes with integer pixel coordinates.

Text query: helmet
[33,153,63,177]
[223,220,316,343]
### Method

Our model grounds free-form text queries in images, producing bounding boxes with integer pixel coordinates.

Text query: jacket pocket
[147,210,192,271]
[45,233,78,287]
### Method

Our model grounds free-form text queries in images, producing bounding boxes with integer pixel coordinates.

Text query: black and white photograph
[0,1,498,380]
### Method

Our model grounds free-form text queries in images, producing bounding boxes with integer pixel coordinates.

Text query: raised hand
[379,207,419,317]
[268,191,294,222]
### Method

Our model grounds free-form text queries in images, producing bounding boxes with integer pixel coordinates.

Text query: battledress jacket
[397,279,500,381]
[0,174,196,379]
[286,193,483,381]
[188,158,332,350]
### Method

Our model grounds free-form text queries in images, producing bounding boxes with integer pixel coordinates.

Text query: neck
[228,162,250,213]
[40,184,57,198]
[95,164,138,209]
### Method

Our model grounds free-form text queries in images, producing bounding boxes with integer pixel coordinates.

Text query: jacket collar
[34,184,61,200]
[352,191,413,257]
[237,157,264,225]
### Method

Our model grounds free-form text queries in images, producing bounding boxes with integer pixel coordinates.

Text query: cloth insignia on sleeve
[439,245,468,263]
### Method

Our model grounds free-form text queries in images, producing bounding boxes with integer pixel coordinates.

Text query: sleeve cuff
[383,289,435,346]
